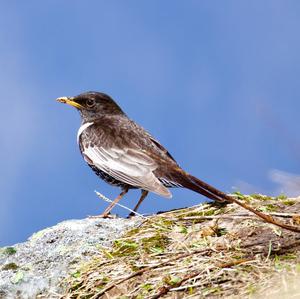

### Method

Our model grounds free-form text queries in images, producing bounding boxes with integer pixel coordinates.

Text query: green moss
[273,255,286,270]
[231,253,246,260]
[163,274,181,286]
[153,218,174,231]
[100,248,114,259]
[233,191,245,199]
[246,283,258,294]
[10,271,24,284]
[2,262,19,271]
[111,231,169,257]
[71,270,81,278]
[175,225,188,234]
[202,208,218,216]
[68,280,84,292]
[215,227,227,236]
[250,194,273,201]
[180,207,217,218]
[192,238,211,248]
[276,253,297,261]
[276,194,287,200]
[141,283,154,292]
[202,286,222,296]
[3,247,17,255]
[149,246,164,254]
[259,204,279,212]
[124,227,143,238]
[214,207,230,215]
[188,286,194,295]
[281,199,296,206]
[64,197,300,299]
[112,240,139,257]
[141,233,169,254]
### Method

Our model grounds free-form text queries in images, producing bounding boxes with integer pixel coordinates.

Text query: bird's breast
[77,122,94,144]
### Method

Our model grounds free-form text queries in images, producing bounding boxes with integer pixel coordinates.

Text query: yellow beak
[56,97,84,109]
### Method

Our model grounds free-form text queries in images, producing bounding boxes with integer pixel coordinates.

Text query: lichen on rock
[1,195,300,299]
[0,217,139,299]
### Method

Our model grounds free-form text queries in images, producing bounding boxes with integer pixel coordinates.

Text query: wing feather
[83,146,171,198]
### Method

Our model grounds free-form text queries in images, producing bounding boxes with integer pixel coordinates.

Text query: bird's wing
[82,145,172,198]
[149,137,178,164]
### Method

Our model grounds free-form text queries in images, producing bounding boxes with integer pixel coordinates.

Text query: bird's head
[57,91,125,122]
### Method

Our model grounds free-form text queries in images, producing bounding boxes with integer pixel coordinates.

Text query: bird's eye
[86,99,95,108]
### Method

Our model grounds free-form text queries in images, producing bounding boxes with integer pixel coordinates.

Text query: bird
[56,92,300,233]
[56,91,233,217]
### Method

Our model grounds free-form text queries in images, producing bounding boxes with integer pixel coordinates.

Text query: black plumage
[57,91,230,216]
[56,91,300,233]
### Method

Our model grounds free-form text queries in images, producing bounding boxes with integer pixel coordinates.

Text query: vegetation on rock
[63,194,300,298]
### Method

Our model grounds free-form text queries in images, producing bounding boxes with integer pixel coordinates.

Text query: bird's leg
[128,190,149,217]
[101,187,129,217]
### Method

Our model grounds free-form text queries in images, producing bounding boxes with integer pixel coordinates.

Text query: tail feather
[187,174,229,202]
[177,171,300,233]
[176,173,228,203]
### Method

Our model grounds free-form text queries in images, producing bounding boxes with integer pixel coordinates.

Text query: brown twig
[183,174,300,233]
[92,248,213,298]
[93,244,258,298]
[165,212,300,221]
[149,272,200,299]
[149,258,253,299]
[223,195,300,233]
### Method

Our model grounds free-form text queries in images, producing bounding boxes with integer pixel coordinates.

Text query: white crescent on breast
[77,122,94,144]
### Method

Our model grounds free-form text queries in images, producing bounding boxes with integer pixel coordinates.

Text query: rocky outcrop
[1,195,300,298]
[0,217,139,299]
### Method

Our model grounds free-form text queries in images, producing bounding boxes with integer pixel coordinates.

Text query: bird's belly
[89,164,136,189]
[88,163,180,191]
[158,177,183,188]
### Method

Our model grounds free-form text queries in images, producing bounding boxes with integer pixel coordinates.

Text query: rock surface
[1,196,300,299]
[0,217,139,299]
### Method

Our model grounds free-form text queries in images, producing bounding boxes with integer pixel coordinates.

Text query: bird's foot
[210,200,229,208]
[88,213,117,219]
[127,212,138,218]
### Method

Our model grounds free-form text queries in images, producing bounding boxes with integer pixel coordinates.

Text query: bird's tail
[177,171,300,233]
[181,173,228,203]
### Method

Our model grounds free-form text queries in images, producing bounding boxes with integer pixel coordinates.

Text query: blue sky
[1,1,300,246]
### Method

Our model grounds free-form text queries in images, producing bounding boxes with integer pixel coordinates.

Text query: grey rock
[0,217,139,298]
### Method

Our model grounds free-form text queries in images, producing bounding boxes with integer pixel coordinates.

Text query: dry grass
[62,194,300,298]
